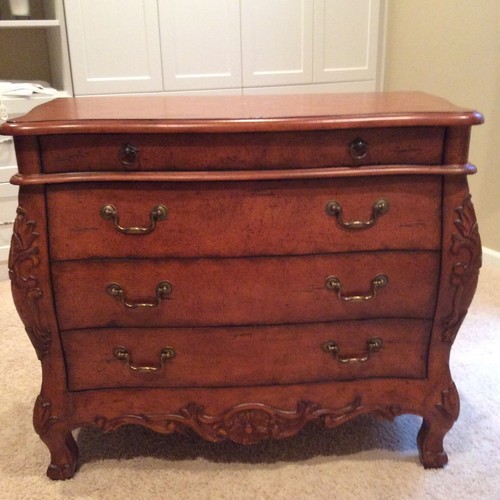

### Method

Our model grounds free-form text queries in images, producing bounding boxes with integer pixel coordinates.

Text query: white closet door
[314,0,380,83]
[241,0,314,87]
[159,0,241,91]
[64,0,163,95]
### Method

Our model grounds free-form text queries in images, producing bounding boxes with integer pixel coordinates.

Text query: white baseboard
[483,247,500,261]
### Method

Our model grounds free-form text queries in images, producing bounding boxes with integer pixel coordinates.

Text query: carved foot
[33,396,79,480]
[417,383,460,468]
[417,418,449,468]
[44,432,79,480]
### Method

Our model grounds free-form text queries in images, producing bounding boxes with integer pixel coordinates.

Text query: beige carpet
[0,254,499,500]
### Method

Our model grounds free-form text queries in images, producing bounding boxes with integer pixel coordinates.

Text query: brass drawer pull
[113,346,176,372]
[106,281,173,308]
[325,198,389,230]
[348,137,369,160]
[326,274,388,302]
[100,204,168,235]
[118,143,139,166]
[322,337,383,364]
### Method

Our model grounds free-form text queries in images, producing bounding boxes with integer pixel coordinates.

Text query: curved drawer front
[47,176,442,261]
[40,127,444,173]
[52,252,439,331]
[62,319,432,391]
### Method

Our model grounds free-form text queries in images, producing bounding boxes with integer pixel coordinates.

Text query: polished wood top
[1,92,483,135]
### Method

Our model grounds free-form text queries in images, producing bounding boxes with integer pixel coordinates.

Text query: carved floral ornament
[442,195,482,343]
[94,398,364,445]
[8,206,51,358]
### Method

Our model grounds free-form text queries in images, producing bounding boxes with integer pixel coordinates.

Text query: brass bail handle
[100,204,168,235]
[322,337,383,364]
[106,281,173,308]
[113,346,176,372]
[326,274,388,302]
[325,198,389,230]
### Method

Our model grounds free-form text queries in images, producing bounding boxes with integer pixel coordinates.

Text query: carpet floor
[0,254,499,500]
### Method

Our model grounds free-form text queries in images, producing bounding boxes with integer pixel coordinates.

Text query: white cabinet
[0,137,17,280]
[1,0,384,98]
[159,0,242,91]
[64,0,163,95]
[242,0,380,89]
[64,0,385,96]
[241,0,313,87]
[313,0,380,83]
[0,0,71,114]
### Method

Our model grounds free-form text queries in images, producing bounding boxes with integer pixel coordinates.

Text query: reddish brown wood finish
[51,252,439,330]
[10,163,478,185]
[2,92,483,135]
[46,176,442,260]
[62,319,432,390]
[0,93,483,478]
[39,127,445,172]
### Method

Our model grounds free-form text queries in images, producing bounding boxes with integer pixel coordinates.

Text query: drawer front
[47,176,442,261]
[62,319,432,390]
[52,252,439,331]
[40,127,445,173]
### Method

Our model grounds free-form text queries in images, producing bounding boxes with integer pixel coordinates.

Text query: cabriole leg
[417,417,452,468]
[33,396,79,480]
[417,383,460,468]
[41,430,79,480]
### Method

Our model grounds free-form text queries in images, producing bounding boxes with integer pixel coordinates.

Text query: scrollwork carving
[435,381,460,422]
[95,398,363,445]
[8,207,51,358]
[442,195,481,343]
[33,395,60,436]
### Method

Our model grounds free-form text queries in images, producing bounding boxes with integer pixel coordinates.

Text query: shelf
[0,20,60,28]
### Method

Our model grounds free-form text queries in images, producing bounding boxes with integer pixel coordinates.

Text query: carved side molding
[33,395,60,436]
[436,381,460,422]
[95,398,363,445]
[8,207,51,358]
[442,195,482,343]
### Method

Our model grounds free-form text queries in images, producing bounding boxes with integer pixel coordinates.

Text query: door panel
[64,0,163,95]
[159,0,242,91]
[314,0,380,83]
[241,0,314,87]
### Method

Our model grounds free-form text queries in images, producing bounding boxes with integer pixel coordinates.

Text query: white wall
[384,0,500,252]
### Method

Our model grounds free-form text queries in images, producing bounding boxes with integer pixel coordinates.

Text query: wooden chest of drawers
[1,92,483,479]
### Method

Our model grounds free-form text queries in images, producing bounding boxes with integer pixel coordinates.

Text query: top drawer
[40,127,445,173]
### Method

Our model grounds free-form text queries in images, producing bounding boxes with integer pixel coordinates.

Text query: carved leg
[33,396,79,480]
[417,417,452,468]
[417,383,460,468]
[40,429,79,480]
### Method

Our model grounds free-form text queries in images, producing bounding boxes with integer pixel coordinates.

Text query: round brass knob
[349,138,369,160]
